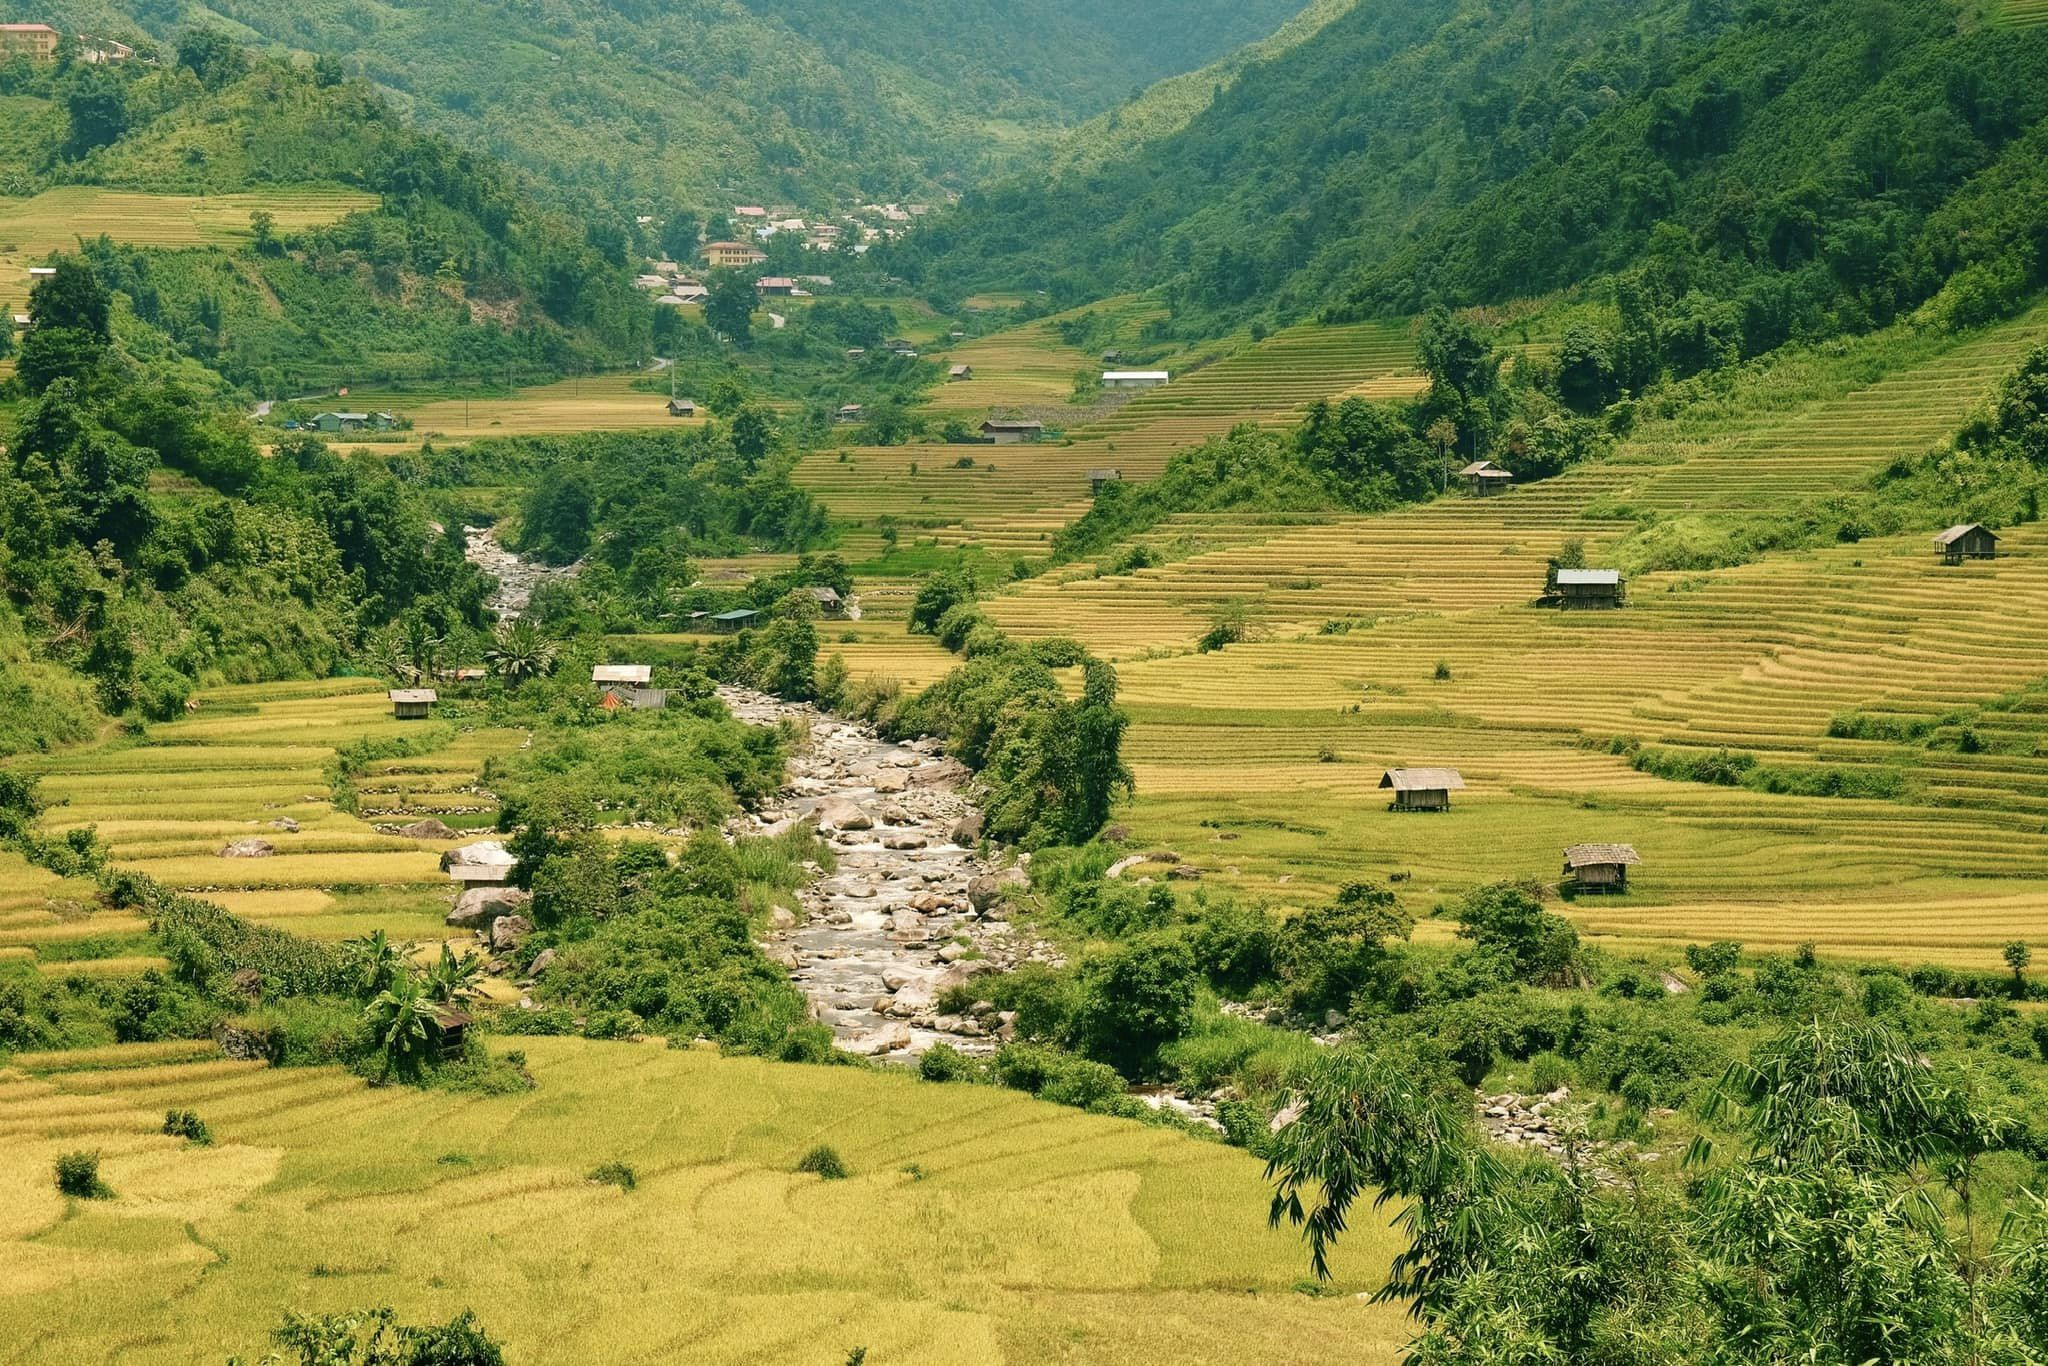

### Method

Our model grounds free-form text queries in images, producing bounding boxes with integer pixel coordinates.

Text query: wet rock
[950,811,984,846]
[221,837,274,858]
[882,834,927,851]
[814,798,872,831]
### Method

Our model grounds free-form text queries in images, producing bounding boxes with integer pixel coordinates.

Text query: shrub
[796,1144,850,1180]
[162,1108,212,1144]
[918,1042,982,1083]
[1527,1052,1571,1094]
[587,1161,637,1191]
[55,1150,111,1199]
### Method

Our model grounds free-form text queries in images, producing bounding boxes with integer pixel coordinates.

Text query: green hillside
[40,0,1312,207]
[902,0,2048,353]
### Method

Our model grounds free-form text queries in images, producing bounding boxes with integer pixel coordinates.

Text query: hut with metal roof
[1087,468,1123,496]
[1933,524,1998,564]
[711,608,760,633]
[1460,460,1513,497]
[591,664,653,687]
[1563,843,1640,893]
[1555,568,1624,609]
[1380,767,1466,812]
[388,688,437,720]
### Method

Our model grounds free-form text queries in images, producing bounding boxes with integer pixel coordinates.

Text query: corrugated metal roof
[1933,523,1995,546]
[1556,569,1621,586]
[387,689,438,704]
[1380,767,1466,792]
[592,664,652,685]
[1564,843,1641,868]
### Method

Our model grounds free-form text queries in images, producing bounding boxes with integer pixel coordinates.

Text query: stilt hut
[1563,843,1640,893]
[1933,524,1999,564]
[1380,767,1466,811]
[388,688,437,720]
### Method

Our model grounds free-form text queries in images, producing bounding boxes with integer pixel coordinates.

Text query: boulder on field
[441,840,516,878]
[221,837,274,859]
[268,817,300,833]
[490,914,534,952]
[448,885,531,929]
[398,818,459,841]
[814,798,873,832]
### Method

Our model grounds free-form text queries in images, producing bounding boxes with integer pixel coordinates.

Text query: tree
[1062,658,1132,842]
[362,972,440,1080]
[2005,940,2032,998]
[17,257,114,393]
[342,930,406,998]
[486,618,557,685]
[400,612,442,683]
[1454,882,1580,985]
[1555,324,1617,414]
[62,71,129,160]
[660,210,702,264]
[729,406,776,466]
[703,271,755,346]
[1072,932,1196,1075]
[250,209,280,256]
[175,27,249,89]
[423,943,483,1006]
[909,567,976,635]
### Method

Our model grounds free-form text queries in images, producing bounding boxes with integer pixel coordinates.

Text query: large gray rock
[949,811,984,846]
[398,818,459,840]
[448,885,531,929]
[441,840,517,877]
[221,838,274,859]
[490,914,534,952]
[813,798,872,832]
[528,947,558,976]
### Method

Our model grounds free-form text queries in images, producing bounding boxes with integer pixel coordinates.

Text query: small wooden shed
[668,397,697,418]
[1461,460,1513,497]
[1087,468,1123,496]
[388,688,437,720]
[602,687,669,712]
[712,608,760,633]
[948,364,973,382]
[1933,523,1998,564]
[809,585,846,617]
[433,1006,471,1060]
[1380,767,1466,812]
[1563,842,1640,893]
[1556,568,1624,609]
[981,419,1043,445]
[592,664,653,688]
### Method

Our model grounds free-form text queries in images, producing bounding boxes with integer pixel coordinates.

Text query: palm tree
[424,942,484,1006]
[401,612,443,684]
[362,971,438,1080]
[486,618,557,686]
[343,929,407,998]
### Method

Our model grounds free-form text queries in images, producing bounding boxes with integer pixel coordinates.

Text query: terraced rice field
[2003,0,2048,26]
[8,679,520,954]
[0,1037,1407,1364]
[333,371,694,443]
[795,320,1424,559]
[0,186,376,298]
[958,304,2048,970]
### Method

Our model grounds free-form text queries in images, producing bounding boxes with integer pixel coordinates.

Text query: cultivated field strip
[0,1038,1407,1363]
[5,680,519,956]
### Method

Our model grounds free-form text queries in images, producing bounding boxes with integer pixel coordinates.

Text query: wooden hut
[433,1006,471,1060]
[980,419,1043,444]
[602,687,669,711]
[948,364,973,382]
[808,585,847,617]
[1087,468,1123,496]
[1380,767,1466,812]
[388,688,437,720]
[711,608,760,633]
[592,664,653,688]
[667,397,697,417]
[1460,460,1513,497]
[1555,568,1624,608]
[1563,843,1640,893]
[1933,523,1999,564]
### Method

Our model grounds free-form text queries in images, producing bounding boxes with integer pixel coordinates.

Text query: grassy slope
[0,1037,1407,1364]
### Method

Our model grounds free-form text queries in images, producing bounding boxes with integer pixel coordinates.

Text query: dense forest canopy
[897,0,2048,351]
[37,0,1311,206]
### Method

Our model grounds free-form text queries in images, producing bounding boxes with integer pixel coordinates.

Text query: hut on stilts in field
[1380,768,1465,812]
[1562,843,1640,894]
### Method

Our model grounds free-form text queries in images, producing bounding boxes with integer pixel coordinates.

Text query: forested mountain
[43,0,1310,208]
[900,0,2048,352]
[0,41,649,391]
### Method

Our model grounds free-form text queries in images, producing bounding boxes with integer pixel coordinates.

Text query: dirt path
[720,686,1059,1060]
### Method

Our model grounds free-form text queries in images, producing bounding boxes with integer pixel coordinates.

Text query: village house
[78,34,132,63]
[1380,767,1466,812]
[0,23,59,59]
[755,276,798,296]
[1461,460,1514,497]
[1933,523,1999,564]
[668,282,708,303]
[948,364,973,382]
[311,411,394,434]
[1563,843,1640,894]
[808,585,846,617]
[441,667,487,684]
[1088,468,1122,495]
[835,404,865,423]
[600,686,668,712]
[1555,568,1624,608]
[981,419,1043,444]
[442,840,517,887]
[591,664,653,688]
[704,241,767,269]
[388,688,436,720]
[633,274,670,293]
[733,206,768,220]
[668,397,697,417]
[1102,369,1171,390]
[711,608,760,633]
